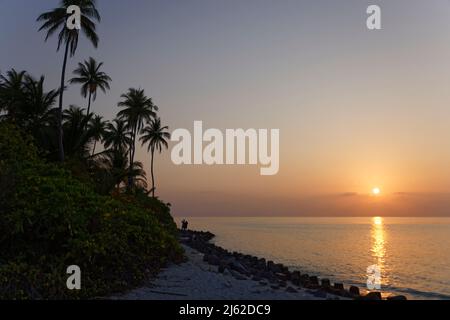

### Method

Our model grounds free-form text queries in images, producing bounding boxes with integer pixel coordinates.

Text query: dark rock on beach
[387,295,407,300]
[361,292,383,300]
[179,229,404,300]
[321,278,331,288]
[349,286,360,296]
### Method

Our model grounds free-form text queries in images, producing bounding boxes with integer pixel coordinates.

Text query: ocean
[176,217,450,300]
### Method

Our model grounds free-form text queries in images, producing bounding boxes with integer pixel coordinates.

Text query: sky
[2,0,450,216]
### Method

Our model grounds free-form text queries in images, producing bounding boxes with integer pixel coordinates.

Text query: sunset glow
[373,217,383,226]
[372,188,381,196]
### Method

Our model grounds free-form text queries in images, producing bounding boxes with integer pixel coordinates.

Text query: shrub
[0,123,183,299]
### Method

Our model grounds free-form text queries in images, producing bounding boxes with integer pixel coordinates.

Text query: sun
[372,187,381,196]
[373,217,383,225]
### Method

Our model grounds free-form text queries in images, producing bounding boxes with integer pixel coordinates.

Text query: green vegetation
[0,123,182,299]
[0,0,180,299]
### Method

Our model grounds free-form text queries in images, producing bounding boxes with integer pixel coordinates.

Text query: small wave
[383,285,450,300]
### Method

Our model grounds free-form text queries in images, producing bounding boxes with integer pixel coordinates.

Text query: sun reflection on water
[371,217,387,287]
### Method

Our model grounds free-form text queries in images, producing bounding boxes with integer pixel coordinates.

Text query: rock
[349,286,360,296]
[229,261,249,275]
[364,292,382,300]
[334,283,344,290]
[208,255,220,266]
[274,263,284,273]
[279,281,287,287]
[291,271,301,285]
[387,295,407,300]
[300,274,310,286]
[275,272,289,281]
[291,271,301,280]
[309,276,319,285]
[262,271,275,281]
[259,281,268,286]
[218,263,226,273]
[321,278,331,288]
[230,269,247,281]
[286,286,298,293]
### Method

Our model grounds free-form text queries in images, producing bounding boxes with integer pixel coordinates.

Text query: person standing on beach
[181,219,189,231]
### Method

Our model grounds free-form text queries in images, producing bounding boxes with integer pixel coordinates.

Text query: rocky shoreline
[180,229,407,301]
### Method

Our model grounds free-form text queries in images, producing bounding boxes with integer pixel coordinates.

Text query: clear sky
[2,0,450,216]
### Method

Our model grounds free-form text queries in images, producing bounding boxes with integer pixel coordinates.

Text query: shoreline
[113,230,407,300]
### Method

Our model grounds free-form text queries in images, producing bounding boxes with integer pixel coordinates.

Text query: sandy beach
[112,245,337,300]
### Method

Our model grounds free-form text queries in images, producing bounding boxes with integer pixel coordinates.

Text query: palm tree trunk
[128,125,137,189]
[86,90,92,116]
[57,41,70,162]
[92,140,97,156]
[151,147,155,197]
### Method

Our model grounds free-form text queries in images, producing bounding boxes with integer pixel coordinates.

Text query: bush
[0,123,183,299]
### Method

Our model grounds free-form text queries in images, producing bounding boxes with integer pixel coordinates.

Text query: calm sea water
[176,217,450,300]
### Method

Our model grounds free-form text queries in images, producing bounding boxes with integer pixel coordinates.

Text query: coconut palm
[94,148,147,194]
[140,118,170,197]
[37,0,101,162]
[0,69,27,121]
[21,75,59,136]
[117,88,157,188]
[69,57,111,116]
[89,115,107,156]
[103,119,132,152]
[62,105,94,160]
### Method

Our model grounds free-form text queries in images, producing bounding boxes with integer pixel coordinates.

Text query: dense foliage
[0,124,182,299]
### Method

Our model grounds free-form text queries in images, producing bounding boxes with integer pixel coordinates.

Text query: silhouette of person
[181,219,188,231]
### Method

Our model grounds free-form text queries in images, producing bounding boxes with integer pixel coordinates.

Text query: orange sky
[3,1,450,216]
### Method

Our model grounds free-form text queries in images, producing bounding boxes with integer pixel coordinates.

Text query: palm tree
[140,118,170,197]
[89,115,107,156]
[117,88,157,188]
[21,75,59,136]
[62,105,93,160]
[37,0,101,162]
[69,57,111,116]
[0,69,27,121]
[103,119,132,152]
[94,148,147,194]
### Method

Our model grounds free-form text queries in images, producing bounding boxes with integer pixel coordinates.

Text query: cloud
[337,192,359,197]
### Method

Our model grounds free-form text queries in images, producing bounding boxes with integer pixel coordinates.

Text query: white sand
[112,245,338,300]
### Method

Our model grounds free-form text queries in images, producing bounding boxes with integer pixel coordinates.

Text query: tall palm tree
[69,57,111,116]
[117,88,157,188]
[89,115,107,156]
[140,118,170,197]
[37,0,101,162]
[103,119,132,152]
